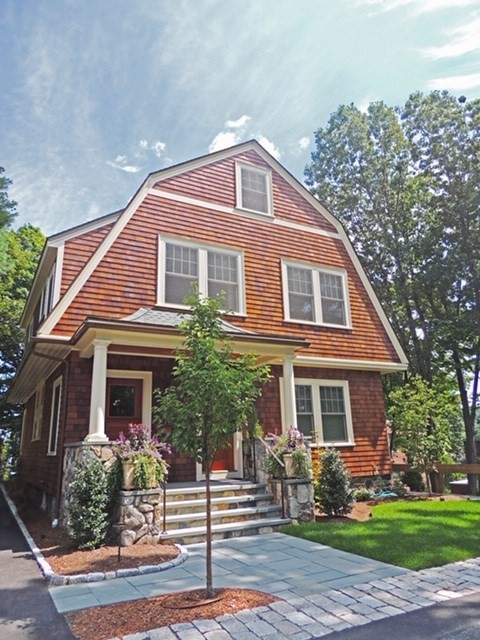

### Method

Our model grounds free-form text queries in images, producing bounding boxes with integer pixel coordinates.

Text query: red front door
[106,378,143,441]
[211,437,235,472]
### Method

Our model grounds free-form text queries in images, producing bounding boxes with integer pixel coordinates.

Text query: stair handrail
[257,436,286,519]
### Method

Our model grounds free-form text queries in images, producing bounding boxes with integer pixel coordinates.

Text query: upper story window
[159,237,245,314]
[235,162,272,216]
[295,379,354,446]
[282,260,350,328]
[38,262,56,325]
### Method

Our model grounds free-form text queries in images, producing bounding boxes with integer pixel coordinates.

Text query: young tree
[154,294,270,597]
[305,91,480,491]
[388,376,454,493]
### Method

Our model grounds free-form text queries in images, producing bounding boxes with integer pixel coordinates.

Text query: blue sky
[1,0,480,236]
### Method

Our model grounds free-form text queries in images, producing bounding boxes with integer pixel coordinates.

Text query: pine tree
[315,448,353,517]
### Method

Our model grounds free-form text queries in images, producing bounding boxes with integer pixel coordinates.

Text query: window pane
[109,385,136,417]
[208,251,239,311]
[322,415,347,442]
[49,383,61,453]
[165,243,198,304]
[241,167,268,213]
[295,385,314,438]
[287,266,315,321]
[320,272,345,325]
[320,386,347,442]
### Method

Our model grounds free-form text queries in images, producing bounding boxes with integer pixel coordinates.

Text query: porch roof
[71,307,309,359]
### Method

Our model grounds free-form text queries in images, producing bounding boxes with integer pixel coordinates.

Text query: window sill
[309,441,355,448]
[233,206,274,220]
[283,318,352,330]
[156,301,247,318]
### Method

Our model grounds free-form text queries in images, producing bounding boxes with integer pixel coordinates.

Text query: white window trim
[281,259,352,329]
[280,377,355,446]
[47,376,63,456]
[106,370,153,427]
[32,382,45,441]
[235,161,273,217]
[157,236,246,315]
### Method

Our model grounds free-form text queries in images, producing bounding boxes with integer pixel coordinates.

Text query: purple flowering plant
[265,426,311,478]
[114,423,171,488]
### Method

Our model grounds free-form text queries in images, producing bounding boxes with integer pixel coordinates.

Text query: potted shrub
[265,427,312,479]
[114,423,170,490]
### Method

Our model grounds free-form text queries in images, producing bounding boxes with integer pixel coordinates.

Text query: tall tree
[0,222,45,477]
[305,91,479,489]
[154,294,270,597]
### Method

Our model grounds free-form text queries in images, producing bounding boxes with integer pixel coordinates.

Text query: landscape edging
[0,482,188,586]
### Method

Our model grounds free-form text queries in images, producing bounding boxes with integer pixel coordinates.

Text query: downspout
[31,346,70,523]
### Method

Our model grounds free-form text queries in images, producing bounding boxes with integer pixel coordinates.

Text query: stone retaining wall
[114,489,165,546]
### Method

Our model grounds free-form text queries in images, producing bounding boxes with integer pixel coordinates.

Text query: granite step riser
[165,497,273,515]
[166,523,284,545]
[165,508,283,529]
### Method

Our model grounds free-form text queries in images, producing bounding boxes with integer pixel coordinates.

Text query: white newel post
[283,356,297,431]
[84,339,111,443]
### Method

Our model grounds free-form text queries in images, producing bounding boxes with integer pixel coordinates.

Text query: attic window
[236,162,272,216]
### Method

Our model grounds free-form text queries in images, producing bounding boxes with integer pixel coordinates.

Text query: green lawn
[281,499,480,570]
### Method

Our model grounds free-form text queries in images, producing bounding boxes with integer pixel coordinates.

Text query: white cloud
[208,131,240,153]
[423,16,480,59]
[258,136,281,159]
[356,0,477,14]
[225,115,251,128]
[139,139,167,157]
[298,137,310,150]
[107,156,141,173]
[427,72,480,90]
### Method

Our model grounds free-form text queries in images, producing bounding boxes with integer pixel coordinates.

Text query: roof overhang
[8,338,72,404]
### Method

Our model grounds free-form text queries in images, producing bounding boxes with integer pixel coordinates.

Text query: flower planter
[122,460,136,490]
[283,454,295,478]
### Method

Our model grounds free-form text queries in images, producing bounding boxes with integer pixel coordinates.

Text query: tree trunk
[205,460,214,598]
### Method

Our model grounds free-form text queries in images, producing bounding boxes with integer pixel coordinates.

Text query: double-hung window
[235,162,272,216]
[294,379,354,445]
[159,238,244,313]
[283,261,349,327]
[32,382,44,441]
[48,377,62,455]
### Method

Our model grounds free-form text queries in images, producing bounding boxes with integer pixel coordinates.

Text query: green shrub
[401,470,426,492]
[352,487,371,502]
[68,454,110,550]
[390,475,408,497]
[315,448,354,516]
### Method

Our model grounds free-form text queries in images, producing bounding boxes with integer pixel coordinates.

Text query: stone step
[160,516,292,545]
[164,504,283,529]
[164,492,274,515]
[164,482,267,502]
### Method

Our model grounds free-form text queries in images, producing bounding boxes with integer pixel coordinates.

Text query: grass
[281,499,480,570]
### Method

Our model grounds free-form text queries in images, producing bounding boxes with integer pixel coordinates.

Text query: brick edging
[0,482,188,586]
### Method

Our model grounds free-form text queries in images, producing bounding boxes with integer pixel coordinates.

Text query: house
[9,140,407,522]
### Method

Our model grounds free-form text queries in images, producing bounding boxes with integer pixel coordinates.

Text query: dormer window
[236,162,272,216]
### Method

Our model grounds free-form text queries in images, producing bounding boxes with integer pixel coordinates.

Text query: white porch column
[84,339,111,443]
[282,356,298,431]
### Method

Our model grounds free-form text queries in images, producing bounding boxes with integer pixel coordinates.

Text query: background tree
[154,294,270,597]
[305,91,479,491]
[0,169,44,478]
[388,376,454,493]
